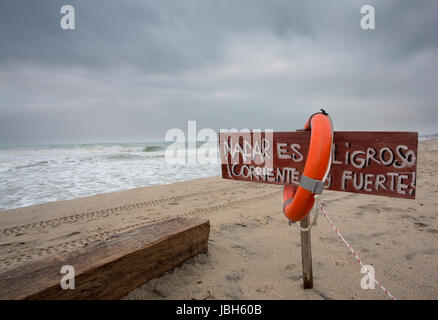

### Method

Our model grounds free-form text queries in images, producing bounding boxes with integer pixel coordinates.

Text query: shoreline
[0,138,437,299]
[0,174,221,214]
[1,136,437,213]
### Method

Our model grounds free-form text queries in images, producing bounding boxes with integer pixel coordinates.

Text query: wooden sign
[220,131,418,199]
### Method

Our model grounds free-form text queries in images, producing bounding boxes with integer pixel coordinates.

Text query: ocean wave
[0,142,220,210]
[14,160,51,170]
[143,145,167,152]
[103,153,165,160]
[103,154,146,161]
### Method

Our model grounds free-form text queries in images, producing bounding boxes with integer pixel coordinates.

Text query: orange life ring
[283,111,333,222]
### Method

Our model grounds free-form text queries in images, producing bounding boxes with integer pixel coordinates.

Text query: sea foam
[0,142,220,211]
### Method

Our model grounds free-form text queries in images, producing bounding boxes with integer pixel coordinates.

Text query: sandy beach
[0,138,437,300]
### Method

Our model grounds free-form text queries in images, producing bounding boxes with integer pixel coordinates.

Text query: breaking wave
[0,142,220,211]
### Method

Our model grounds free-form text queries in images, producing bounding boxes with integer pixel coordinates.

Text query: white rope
[291,112,396,300]
[293,202,397,299]
[320,204,397,300]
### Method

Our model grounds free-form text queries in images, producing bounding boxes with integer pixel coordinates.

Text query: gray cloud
[0,0,437,144]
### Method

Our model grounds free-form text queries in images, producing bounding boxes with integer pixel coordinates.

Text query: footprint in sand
[414,222,428,228]
[256,285,274,294]
[287,275,302,281]
[225,272,243,282]
[223,271,244,298]
[404,253,416,260]
[231,245,254,258]
[285,263,296,271]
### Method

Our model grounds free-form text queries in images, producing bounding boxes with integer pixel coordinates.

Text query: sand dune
[0,139,437,300]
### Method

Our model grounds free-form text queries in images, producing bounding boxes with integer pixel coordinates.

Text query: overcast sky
[0,0,437,144]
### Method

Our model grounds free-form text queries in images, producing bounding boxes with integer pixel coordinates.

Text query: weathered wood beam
[300,214,313,289]
[0,217,210,300]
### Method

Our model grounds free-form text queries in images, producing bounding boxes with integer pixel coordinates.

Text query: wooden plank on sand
[0,217,210,300]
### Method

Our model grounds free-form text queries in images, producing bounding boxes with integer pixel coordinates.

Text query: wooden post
[300,214,313,289]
